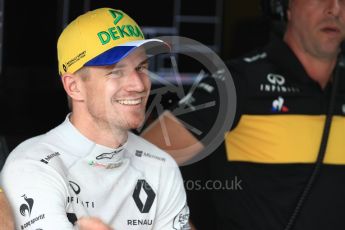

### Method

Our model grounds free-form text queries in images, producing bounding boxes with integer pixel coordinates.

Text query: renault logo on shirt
[132,180,156,213]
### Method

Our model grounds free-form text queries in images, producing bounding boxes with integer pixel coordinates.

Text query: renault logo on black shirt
[132,180,156,213]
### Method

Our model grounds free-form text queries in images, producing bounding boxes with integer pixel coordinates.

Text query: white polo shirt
[1,116,190,230]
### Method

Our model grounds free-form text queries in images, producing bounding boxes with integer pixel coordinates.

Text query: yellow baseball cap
[57,8,169,75]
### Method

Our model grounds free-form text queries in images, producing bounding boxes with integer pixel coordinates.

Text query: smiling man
[0,8,190,230]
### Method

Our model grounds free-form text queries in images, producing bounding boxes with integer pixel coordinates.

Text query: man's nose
[326,0,341,17]
[126,70,146,92]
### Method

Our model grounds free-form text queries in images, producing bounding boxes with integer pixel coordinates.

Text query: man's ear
[286,8,291,21]
[61,74,84,101]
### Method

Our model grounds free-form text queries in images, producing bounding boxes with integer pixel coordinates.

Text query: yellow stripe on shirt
[225,115,345,164]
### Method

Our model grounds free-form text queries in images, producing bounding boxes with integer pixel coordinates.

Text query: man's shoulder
[4,125,66,170]
[225,40,291,94]
[7,134,46,161]
[227,45,275,75]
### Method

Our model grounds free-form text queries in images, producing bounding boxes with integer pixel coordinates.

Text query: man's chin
[319,38,343,54]
[126,117,145,130]
[105,111,146,130]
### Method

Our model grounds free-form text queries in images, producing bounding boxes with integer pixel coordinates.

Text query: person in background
[142,0,345,229]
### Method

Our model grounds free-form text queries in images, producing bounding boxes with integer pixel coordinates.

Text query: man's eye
[108,70,124,77]
[137,65,148,73]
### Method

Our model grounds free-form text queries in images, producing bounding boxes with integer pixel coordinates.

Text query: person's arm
[1,159,76,230]
[0,188,15,230]
[1,156,119,230]
[153,157,191,230]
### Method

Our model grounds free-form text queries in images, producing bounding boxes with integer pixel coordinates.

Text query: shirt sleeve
[1,158,75,230]
[153,160,190,230]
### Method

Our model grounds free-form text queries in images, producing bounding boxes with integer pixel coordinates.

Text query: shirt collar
[265,36,315,84]
[57,114,126,168]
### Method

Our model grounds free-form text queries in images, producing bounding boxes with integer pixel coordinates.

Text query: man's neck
[69,112,127,149]
[283,33,338,89]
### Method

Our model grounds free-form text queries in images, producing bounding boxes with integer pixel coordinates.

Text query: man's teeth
[117,98,142,105]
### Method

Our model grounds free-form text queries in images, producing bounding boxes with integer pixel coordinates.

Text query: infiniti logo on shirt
[267,73,285,85]
[260,73,300,93]
[96,149,123,160]
[69,181,81,195]
[67,181,95,209]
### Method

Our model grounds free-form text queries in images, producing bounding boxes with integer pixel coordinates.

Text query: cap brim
[84,39,170,67]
